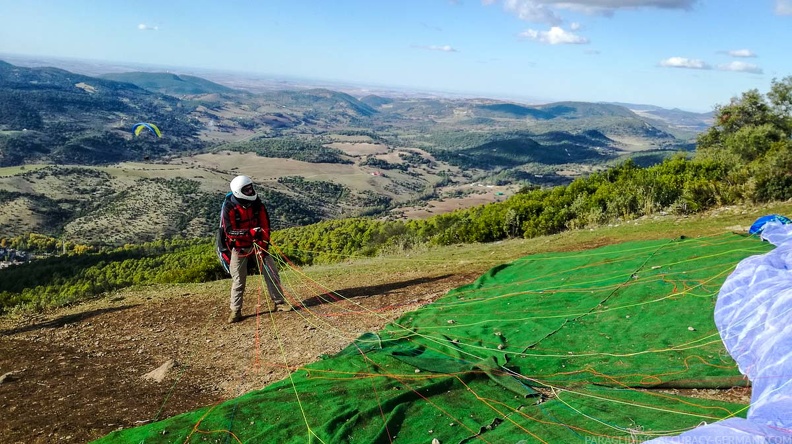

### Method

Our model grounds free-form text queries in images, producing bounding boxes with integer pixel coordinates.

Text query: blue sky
[1,0,790,112]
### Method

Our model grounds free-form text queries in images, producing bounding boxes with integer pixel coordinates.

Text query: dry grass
[0,164,51,180]
[326,142,388,156]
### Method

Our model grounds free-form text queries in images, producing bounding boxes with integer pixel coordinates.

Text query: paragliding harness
[216,192,262,275]
[749,214,792,236]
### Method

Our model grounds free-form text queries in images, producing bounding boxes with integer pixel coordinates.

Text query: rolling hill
[99,72,238,96]
[0,60,709,247]
[608,101,714,137]
[0,61,203,166]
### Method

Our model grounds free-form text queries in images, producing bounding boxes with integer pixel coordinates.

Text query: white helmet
[230,175,257,201]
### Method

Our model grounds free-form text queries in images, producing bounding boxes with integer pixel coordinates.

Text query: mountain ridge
[99,72,237,96]
[0,60,708,246]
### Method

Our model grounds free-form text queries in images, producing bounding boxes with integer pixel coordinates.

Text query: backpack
[215,192,261,275]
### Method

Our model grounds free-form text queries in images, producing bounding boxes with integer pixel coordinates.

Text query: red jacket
[221,195,271,251]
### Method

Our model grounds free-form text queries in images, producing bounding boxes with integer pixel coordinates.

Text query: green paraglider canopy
[92,233,769,444]
[132,122,162,137]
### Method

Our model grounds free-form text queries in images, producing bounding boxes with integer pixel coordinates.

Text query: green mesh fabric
[93,233,767,443]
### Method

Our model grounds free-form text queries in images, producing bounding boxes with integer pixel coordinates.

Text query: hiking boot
[227,310,242,323]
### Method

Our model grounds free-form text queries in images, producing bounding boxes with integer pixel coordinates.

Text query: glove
[249,227,264,240]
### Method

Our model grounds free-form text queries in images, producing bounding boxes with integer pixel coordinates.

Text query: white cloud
[487,0,697,24]
[777,0,792,15]
[727,49,756,58]
[520,26,589,44]
[138,23,158,31]
[412,44,458,52]
[551,0,696,15]
[502,0,563,26]
[718,61,763,74]
[659,57,710,69]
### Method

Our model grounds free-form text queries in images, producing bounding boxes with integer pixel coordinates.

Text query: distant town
[0,247,30,269]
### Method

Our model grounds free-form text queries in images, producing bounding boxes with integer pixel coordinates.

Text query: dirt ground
[0,272,479,444]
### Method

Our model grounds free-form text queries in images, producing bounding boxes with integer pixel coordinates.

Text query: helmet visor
[241,184,255,196]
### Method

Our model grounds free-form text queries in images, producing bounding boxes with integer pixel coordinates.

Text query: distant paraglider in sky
[132,122,162,138]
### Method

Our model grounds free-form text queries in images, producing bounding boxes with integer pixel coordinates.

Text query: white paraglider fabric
[647,221,792,443]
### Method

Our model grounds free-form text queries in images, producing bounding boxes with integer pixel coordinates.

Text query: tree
[696,76,792,202]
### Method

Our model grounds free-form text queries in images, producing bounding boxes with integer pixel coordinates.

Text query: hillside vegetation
[0,62,203,166]
[1,76,791,314]
[0,61,717,244]
[99,72,237,96]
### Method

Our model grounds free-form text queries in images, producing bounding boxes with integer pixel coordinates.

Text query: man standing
[221,175,287,323]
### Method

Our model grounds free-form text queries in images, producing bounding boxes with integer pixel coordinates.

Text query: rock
[142,359,176,383]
